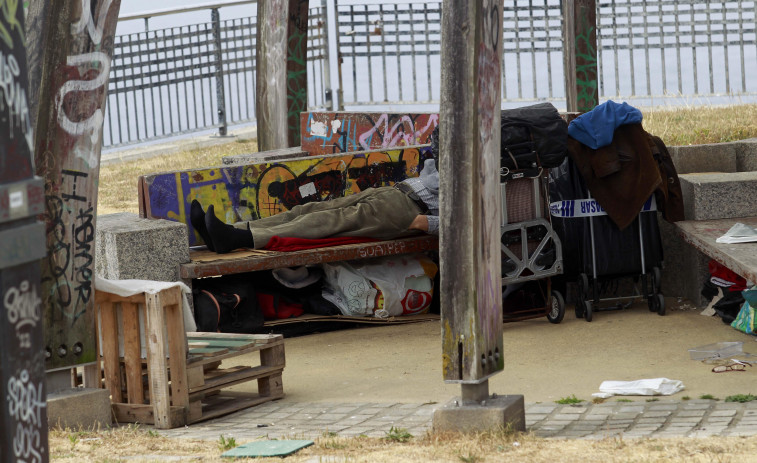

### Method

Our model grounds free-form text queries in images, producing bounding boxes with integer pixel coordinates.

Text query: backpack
[193,275,264,333]
[500,102,568,172]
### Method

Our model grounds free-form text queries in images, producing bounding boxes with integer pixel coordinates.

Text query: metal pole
[212,8,229,137]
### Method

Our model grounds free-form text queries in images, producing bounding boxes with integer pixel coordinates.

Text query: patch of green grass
[217,435,237,451]
[645,398,660,402]
[459,454,481,463]
[555,394,583,405]
[384,426,413,443]
[700,394,719,401]
[725,393,757,403]
[616,398,633,403]
[682,396,691,401]
[592,397,606,404]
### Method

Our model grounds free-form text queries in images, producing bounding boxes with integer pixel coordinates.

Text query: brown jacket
[568,123,682,230]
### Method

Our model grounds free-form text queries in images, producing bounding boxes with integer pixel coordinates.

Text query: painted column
[563,0,599,112]
[256,0,309,151]
[28,0,122,371]
[0,1,50,461]
[439,0,504,393]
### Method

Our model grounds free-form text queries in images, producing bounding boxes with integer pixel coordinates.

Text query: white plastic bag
[592,378,685,399]
[320,261,378,316]
[320,255,437,318]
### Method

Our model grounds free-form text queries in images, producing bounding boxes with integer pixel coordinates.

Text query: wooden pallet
[95,288,285,429]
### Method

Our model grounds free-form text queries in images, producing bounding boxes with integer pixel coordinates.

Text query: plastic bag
[320,255,437,318]
[320,261,378,317]
[731,287,757,335]
[592,378,685,398]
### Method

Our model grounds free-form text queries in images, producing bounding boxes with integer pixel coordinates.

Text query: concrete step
[680,171,757,220]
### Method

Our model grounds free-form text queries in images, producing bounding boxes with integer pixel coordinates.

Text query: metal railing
[104,0,757,148]
[336,0,757,108]
[104,1,328,147]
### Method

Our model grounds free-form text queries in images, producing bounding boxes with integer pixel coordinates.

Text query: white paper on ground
[716,223,757,244]
[591,378,685,399]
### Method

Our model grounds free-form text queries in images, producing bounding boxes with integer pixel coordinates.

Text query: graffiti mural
[574,1,598,112]
[1,1,49,460]
[33,0,121,371]
[286,0,308,147]
[301,112,439,155]
[142,147,432,247]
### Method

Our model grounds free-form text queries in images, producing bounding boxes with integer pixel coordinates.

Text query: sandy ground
[227,298,757,404]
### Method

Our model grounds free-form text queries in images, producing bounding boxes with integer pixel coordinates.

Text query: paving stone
[709,409,738,417]
[527,405,559,414]
[542,420,576,427]
[611,413,643,420]
[649,404,680,411]
[704,417,733,425]
[618,406,645,414]
[558,407,588,414]
[669,417,704,424]
[636,417,667,425]
[552,414,583,421]
[683,402,712,410]
[677,410,707,417]
[641,411,672,418]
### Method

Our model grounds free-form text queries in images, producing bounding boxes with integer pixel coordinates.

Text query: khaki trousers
[235,187,423,249]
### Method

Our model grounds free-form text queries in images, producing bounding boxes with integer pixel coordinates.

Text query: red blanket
[263,235,379,252]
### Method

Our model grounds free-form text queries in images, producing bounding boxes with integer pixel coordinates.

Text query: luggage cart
[574,194,664,322]
[552,192,665,322]
[500,168,565,323]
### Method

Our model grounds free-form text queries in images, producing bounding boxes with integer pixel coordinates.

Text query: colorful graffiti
[1,2,49,461]
[286,0,308,147]
[301,112,438,155]
[143,147,432,246]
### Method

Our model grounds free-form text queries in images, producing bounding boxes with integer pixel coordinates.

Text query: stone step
[679,171,757,221]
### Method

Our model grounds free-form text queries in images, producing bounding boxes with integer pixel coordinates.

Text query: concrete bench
[674,217,757,285]
[136,144,437,280]
[660,139,757,304]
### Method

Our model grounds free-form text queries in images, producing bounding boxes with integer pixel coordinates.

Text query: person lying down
[190,159,439,254]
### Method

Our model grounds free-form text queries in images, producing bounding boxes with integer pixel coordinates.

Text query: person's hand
[408,214,429,232]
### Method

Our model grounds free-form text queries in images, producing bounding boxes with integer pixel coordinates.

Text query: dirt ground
[233,298,757,404]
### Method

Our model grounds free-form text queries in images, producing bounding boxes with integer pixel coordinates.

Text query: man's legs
[249,187,421,248]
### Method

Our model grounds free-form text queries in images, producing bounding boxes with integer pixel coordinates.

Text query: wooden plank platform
[181,235,439,278]
[97,288,286,429]
[675,216,757,284]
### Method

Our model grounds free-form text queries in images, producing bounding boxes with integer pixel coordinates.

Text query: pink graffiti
[358,113,439,150]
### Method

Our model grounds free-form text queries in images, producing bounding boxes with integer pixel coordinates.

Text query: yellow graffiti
[0,0,23,48]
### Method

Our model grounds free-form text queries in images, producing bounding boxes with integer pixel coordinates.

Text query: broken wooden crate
[95,286,285,429]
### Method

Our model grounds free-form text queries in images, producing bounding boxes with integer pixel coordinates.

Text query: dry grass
[96,137,258,215]
[642,103,757,146]
[97,105,757,216]
[49,424,757,462]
